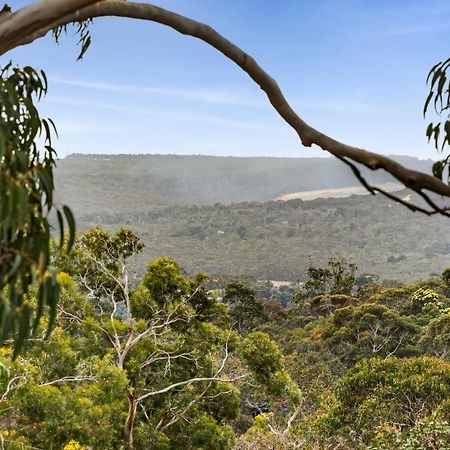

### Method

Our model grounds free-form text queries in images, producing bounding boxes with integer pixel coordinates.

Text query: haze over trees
[62,170,450,283]
[53,154,433,214]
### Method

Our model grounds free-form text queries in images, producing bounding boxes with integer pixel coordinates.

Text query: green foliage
[308,293,355,317]
[0,348,128,449]
[64,441,86,450]
[0,63,74,353]
[313,303,419,366]
[3,222,450,447]
[52,20,93,61]
[326,357,450,443]
[237,413,306,449]
[12,228,275,449]
[405,287,450,326]
[367,285,416,309]
[79,226,144,261]
[142,256,189,307]
[302,258,357,298]
[408,288,443,314]
[171,413,236,450]
[369,414,450,450]
[57,226,144,302]
[421,311,450,359]
[241,332,282,383]
[442,267,450,285]
[223,283,267,333]
[364,278,447,313]
[424,58,450,180]
[0,20,100,352]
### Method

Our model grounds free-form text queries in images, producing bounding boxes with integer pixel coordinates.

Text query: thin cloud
[50,76,264,108]
[50,78,380,117]
[294,99,383,114]
[46,95,286,132]
[373,23,450,37]
[55,120,146,134]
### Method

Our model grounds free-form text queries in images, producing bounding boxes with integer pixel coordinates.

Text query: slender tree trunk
[118,328,134,370]
[124,388,138,449]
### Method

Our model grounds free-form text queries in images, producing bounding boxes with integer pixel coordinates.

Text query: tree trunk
[124,388,138,449]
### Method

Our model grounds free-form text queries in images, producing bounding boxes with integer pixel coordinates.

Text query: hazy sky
[6,0,450,158]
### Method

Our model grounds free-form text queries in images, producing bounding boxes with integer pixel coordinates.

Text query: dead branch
[137,374,246,402]
[0,375,25,401]
[40,374,96,386]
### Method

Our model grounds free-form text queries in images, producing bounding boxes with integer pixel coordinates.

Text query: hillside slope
[75,192,449,283]
[55,154,433,213]
[55,154,446,282]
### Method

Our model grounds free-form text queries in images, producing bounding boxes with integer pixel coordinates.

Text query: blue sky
[5,0,450,158]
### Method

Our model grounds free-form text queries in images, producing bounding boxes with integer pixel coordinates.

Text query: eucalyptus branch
[159,380,214,431]
[40,374,96,386]
[137,374,246,402]
[335,155,450,216]
[138,336,245,402]
[0,0,99,56]
[282,405,303,436]
[0,374,25,401]
[140,350,197,373]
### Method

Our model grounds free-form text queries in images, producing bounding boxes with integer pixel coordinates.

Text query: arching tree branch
[0,0,99,54]
[335,155,450,217]
[2,0,450,213]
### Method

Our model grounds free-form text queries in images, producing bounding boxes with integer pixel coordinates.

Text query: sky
[5,0,450,158]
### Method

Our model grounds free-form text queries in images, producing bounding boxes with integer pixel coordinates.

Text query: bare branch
[158,380,213,431]
[40,374,96,386]
[385,334,406,359]
[137,374,246,402]
[138,334,245,402]
[1,375,25,401]
[215,332,230,376]
[140,350,197,373]
[336,155,450,216]
[58,304,122,358]
[282,404,302,436]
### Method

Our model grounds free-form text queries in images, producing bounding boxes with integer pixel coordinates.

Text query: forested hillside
[74,192,448,283]
[54,154,445,283]
[3,229,450,449]
[54,154,433,213]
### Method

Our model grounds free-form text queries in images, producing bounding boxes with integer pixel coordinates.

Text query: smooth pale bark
[124,388,137,449]
[0,0,99,54]
[1,0,449,212]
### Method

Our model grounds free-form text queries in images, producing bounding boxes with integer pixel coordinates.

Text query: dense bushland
[2,228,450,449]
